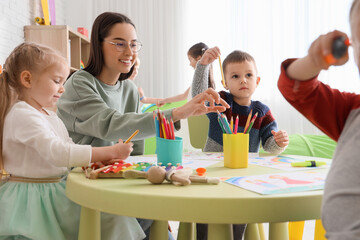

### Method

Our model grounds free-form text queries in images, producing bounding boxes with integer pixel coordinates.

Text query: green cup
[156,137,183,166]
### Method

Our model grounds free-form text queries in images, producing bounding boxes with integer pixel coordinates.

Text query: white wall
[0,0,66,65]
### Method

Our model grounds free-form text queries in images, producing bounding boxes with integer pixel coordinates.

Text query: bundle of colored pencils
[153,109,175,140]
[243,110,257,134]
[216,110,257,134]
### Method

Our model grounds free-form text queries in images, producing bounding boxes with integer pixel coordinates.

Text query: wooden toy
[123,166,220,186]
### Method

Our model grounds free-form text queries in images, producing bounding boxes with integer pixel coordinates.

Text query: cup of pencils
[154,110,183,166]
[217,110,257,168]
[223,133,249,168]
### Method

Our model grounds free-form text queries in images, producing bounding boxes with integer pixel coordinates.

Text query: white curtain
[66,0,357,135]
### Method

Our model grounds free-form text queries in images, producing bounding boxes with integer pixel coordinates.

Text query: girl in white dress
[0,42,146,240]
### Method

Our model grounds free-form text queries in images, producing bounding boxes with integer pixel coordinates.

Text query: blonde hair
[0,42,67,176]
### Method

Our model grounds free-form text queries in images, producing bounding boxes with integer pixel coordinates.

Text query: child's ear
[256,76,261,86]
[20,70,32,88]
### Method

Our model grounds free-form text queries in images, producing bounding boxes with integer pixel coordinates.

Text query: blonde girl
[0,42,145,240]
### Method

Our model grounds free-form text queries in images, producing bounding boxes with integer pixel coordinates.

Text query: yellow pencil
[125,129,139,143]
[244,109,252,133]
[230,116,233,133]
[218,56,226,88]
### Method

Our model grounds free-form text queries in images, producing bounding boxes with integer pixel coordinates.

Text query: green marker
[291,160,327,167]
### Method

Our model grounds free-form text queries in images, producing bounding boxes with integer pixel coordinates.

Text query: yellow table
[66,157,327,240]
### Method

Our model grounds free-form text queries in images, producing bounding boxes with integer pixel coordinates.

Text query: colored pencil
[157,109,163,138]
[234,115,239,134]
[217,111,230,134]
[153,111,160,137]
[221,113,233,134]
[230,116,234,133]
[218,56,226,88]
[243,109,252,133]
[161,115,167,139]
[170,118,175,140]
[246,112,258,134]
[217,116,226,133]
[125,129,139,143]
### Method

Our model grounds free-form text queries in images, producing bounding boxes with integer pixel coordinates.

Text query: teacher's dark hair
[85,12,136,81]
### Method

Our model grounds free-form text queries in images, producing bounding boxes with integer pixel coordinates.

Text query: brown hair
[0,42,67,175]
[222,50,258,77]
[84,12,136,81]
[188,42,215,89]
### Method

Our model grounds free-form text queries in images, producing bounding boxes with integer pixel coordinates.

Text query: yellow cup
[223,133,249,168]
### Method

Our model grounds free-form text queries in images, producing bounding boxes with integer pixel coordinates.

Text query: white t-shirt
[3,101,91,178]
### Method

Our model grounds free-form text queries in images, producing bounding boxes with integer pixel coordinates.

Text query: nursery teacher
[57,12,228,155]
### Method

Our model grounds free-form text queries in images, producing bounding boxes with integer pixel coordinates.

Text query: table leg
[177,222,195,240]
[149,220,169,240]
[244,223,260,240]
[269,222,288,240]
[208,224,233,240]
[78,206,100,240]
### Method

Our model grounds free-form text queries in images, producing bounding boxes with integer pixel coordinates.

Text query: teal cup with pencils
[156,136,183,166]
[223,133,249,168]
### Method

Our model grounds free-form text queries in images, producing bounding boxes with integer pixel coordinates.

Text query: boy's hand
[271,130,289,148]
[308,30,349,71]
[200,47,221,65]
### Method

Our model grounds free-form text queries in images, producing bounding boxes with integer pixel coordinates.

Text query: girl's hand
[308,30,349,71]
[271,130,289,148]
[199,47,221,66]
[171,88,230,121]
[102,139,133,165]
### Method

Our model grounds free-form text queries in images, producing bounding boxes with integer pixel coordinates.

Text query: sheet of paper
[222,170,327,195]
[249,155,331,171]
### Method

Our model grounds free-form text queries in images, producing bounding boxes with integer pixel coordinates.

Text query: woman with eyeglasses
[57,12,228,240]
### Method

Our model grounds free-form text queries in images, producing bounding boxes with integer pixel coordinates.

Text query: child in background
[192,48,289,240]
[278,0,360,238]
[187,42,215,89]
[130,58,190,107]
[0,43,145,240]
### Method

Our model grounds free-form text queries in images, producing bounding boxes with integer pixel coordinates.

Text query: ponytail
[0,70,13,180]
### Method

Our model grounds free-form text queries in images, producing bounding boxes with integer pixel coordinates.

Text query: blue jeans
[137,218,174,240]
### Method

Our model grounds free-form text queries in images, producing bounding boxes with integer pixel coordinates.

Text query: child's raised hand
[199,47,221,66]
[271,130,289,148]
[308,30,349,71]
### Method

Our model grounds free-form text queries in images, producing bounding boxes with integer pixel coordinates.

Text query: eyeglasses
[105,40,143,53]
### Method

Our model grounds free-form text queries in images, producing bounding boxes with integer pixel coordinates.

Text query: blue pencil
[216,111,231,134]
[217,116,226,133]
[153,111,160,137]
[221,113,233,134]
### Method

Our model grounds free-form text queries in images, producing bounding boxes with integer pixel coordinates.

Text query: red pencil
[170,118,175,140]
[234,115,239,134]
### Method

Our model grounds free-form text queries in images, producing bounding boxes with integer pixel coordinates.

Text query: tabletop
[66,154,329,240]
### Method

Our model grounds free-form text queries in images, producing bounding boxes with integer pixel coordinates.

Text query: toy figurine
[123,166,220,186]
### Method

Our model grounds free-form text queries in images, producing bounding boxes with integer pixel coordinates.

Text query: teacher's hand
[171,88,229,122]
